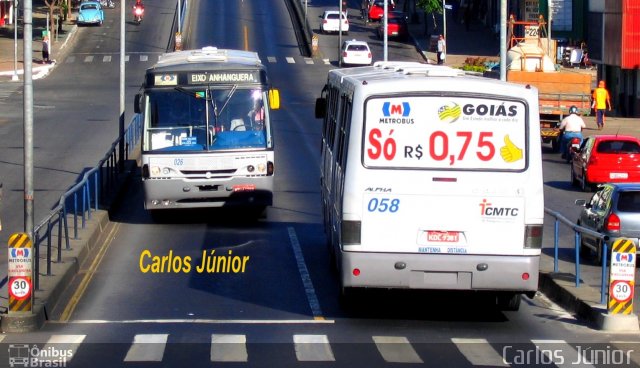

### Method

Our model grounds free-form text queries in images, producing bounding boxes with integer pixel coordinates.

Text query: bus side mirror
[134,94,142,114]
[269,89,280,110]
[315,97,327,118]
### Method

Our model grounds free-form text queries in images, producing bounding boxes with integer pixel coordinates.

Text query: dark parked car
[575,183,640,263]
[376,11,409,40]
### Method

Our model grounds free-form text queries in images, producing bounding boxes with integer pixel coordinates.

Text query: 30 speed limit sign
[610,280,633,303]
[9,276,31,300]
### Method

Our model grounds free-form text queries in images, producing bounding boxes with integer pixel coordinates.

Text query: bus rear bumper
[340,251,539,292]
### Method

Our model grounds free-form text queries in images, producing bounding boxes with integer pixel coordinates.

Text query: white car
[340,40,372,66]
[320,10,349,34]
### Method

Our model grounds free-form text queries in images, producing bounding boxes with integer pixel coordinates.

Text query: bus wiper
[217,84,238,115]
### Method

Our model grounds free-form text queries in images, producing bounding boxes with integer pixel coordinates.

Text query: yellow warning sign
[608,238,636,315]
[8,232,33,313]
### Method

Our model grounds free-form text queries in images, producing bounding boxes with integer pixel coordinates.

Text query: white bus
[135,47,280,213]
[315,62,544,310]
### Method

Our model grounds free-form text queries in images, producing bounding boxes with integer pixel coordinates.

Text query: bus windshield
[145,87,270,152]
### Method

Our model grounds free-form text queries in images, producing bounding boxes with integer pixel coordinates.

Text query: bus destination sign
[188,71,261,84]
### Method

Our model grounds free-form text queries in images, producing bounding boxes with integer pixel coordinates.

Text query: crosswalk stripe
[66,56,75,63]
[211,334,248,362]
[304,58,314,64]
[84,56,94,63]
[293,334,335,361]
[531,340,596,368]
[286,57,295,64]
[125,55,130,62]
[102,55,111,62]
[44,335,86,362]
[323,59,331,64]
[267,56,277,63]
[124,334,168,362]
[373,336,423,363]
[452,338,509,367]
[140,55,148,62]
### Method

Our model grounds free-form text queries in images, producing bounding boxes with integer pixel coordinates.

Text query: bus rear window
[363,96,528,171]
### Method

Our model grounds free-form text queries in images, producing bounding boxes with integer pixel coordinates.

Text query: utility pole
[119,0,125,171]
[12,0,19,81]
[499,0,507,81]
[23,0,34,238]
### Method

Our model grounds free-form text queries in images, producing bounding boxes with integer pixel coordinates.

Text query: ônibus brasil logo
[379,102,414,124]
[438,102,461,123]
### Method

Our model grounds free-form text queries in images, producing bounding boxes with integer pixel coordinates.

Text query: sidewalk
[0,0,77,81]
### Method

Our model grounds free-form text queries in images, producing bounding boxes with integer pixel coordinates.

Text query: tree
[416,0,443,33]
[44,0,63,39]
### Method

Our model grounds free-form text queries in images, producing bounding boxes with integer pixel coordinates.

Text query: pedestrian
[592,80,612,130]
[437,34,446,65]
[42,35,50,64]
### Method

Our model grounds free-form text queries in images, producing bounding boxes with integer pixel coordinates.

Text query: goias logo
[438,103,461,123]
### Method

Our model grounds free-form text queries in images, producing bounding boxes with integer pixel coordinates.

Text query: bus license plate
[610,172,628,179]
[425,231,460,243]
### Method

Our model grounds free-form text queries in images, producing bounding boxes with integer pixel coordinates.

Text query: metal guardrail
[544,207,610,304]
[31,114,142,290]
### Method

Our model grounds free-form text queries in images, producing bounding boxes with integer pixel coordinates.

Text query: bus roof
[150,46,265,72]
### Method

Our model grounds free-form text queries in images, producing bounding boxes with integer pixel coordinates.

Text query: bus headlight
[162,167,171,175]
[150,166,161,176]
[257,163,266,173]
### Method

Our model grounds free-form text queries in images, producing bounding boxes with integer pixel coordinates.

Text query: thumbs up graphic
[500,135,523,163]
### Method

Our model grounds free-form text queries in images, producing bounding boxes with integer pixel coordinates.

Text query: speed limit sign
[610,280,633,303]
[9,276,31,301]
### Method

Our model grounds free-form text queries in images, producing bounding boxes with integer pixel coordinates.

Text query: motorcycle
[563,135,583,163]
[133,6,144,24]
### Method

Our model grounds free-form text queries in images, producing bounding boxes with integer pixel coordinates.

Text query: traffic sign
[610,280,633,303]
[9,276,31,300]
[608,238,636,315]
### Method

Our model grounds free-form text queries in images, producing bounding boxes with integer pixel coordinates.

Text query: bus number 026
[367,198,400,213]
[174,158,184,166]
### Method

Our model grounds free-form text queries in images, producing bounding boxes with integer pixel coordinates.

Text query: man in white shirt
[558,105,586,159]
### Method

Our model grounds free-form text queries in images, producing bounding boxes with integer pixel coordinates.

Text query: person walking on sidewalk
[437,34,446,65]
[42,35,51,64]
[592,80,612,130]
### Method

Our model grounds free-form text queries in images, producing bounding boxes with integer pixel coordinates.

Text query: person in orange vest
[592,80,612,130]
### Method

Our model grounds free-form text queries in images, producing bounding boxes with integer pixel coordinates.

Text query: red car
[368,0,395,22]
[570,135,640,191]
[376,12,408,40]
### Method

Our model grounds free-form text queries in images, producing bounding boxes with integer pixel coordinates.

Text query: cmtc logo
[438,102,461,123]
[479,199,519,217]
[379,102,415,124]
[11,248,30,258]
[616,253,634,263]
[382,102,411,117]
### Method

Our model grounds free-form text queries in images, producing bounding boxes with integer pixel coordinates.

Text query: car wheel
[580,170,592,192]
[496,292,521,311]
[579,230,592,258]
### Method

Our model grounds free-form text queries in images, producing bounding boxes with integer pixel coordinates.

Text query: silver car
[575,183,640,263]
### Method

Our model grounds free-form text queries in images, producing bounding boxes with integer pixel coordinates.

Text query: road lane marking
[102,55,111,62]
[294,334,335,361]
[44,335,86,362]
[59,222,121,322]
[49,318,334,324]
[211,334,248,362]
[452,338,508,367]
[373,336,423,363]
[140,55,148,62]
[267,56,277,63]
[84,56,94,63]
[66,56,75,63]
[287,227,323,320]
[286,57,295,63]
[124,334,168,362]
[304,58,314,64]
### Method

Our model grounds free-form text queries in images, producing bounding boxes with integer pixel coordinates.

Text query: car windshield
[82,4,97,10]
[327,13,342,19]
[596,140,640,153]
[617,191,640,212]
[347,45,368,51]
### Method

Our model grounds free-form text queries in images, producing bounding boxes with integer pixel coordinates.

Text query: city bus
[314,62,544,310]
[134,47,280,212]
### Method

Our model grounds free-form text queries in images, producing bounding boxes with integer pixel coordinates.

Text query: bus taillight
[524,225,542,249]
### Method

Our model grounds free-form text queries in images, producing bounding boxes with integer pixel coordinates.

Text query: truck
[494,16,593,151]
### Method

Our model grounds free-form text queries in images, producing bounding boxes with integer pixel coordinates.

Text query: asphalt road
[0,0,639,367]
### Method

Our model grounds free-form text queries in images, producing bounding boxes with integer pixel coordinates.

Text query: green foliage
[416,0,443,14]
[461,65,486,73]
[464,57,487,67]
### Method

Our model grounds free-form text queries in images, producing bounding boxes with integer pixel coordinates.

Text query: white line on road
[44,335,86,363]
[211,334,248,362]
[294,334,335,361]
[49,319,334,324]
[373,336,423,363]
[452,338,508,367]
[286,57,295,63]
[288,226,323,319]
[124,334,168,362]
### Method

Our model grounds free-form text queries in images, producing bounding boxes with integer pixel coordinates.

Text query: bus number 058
[367,198,400,213]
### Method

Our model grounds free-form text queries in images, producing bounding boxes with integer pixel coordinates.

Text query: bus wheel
[496,292,521,311]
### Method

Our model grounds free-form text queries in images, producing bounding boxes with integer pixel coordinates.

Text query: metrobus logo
[10,248,30,258]
[615,253,634,263]
[382,102,411,117]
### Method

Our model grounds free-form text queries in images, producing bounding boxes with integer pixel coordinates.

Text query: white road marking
[286,57,295,63]
[323,59,330,64]
[43,335,86,362]
[267,56,277,63]
[294,334,335,361]
[102,55,111,62]
[84,56,94,63]
[211,334,248,362]
[124,334,168,362]
[51,318,333,324]
[287,226,323,319]
[125,55,130,62]
[304,58,314,64]
[452,338,508,367]
[140,55,148,62]
[66,56,75,63]
[373,336,423,363]
[531,339,596,368]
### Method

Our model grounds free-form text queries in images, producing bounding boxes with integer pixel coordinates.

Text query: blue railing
[544,207,610,304]
[31,114,142,290]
